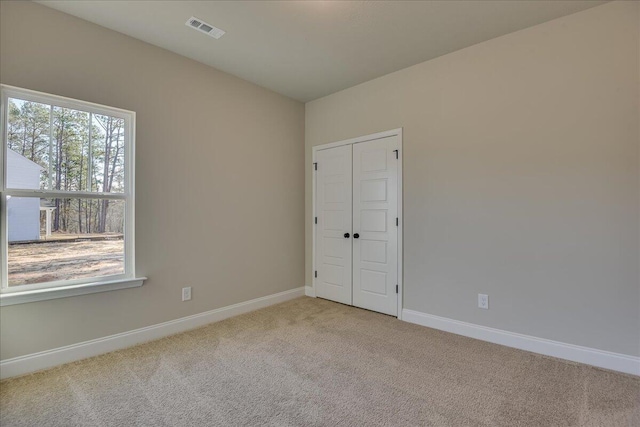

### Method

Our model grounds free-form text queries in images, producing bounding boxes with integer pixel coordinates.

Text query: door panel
[314,145,352,305]
[352,136,398,315]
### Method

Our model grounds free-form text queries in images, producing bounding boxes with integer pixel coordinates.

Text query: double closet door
[314,135,399,316]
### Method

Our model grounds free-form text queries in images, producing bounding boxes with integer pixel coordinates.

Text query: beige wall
[306,1,640,356]
[0,1,304,360]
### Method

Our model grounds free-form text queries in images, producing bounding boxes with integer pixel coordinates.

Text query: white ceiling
[37,1,606,102]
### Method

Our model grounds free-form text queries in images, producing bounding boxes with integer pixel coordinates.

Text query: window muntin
[1,85,135,294]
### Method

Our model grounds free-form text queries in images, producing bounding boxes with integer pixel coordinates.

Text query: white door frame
[311,128,403,319]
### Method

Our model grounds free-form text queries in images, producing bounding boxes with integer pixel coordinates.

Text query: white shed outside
[6,149,43,242]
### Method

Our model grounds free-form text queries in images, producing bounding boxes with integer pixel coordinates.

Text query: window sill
[0,277,147,306]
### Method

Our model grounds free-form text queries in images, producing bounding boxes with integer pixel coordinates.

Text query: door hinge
[313,162,317,171]
[396,284,399,294]
[315,270,318,278]
[314,216,317,224]
[393,149,398,159]
[396,217,398,226]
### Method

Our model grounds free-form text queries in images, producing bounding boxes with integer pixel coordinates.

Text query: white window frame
[0,85,145,306]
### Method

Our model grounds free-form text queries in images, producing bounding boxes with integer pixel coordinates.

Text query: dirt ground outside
[8,239,124,286]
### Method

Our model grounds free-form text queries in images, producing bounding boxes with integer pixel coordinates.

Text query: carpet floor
[1,297,638,426]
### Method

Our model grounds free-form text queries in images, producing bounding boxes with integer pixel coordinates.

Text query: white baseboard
[402,309,640,376]
[305,285,316,297]
[0,287,305,380]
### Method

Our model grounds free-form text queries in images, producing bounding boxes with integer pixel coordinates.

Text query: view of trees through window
[5,97,127,286]
[7,98,125,230]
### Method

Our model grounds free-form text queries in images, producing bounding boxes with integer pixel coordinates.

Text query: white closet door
[314,145,353,305]
[352,136,399,316]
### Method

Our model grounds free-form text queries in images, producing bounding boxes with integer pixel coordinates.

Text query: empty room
[0,0,638,425]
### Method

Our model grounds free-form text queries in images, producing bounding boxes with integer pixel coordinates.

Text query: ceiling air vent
[186,16,225,39]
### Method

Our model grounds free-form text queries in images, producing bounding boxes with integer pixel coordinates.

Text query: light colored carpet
[1,296,638,426]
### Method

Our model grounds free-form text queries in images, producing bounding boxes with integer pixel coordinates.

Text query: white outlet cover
[182,287,192,301]
[478,293,489,309]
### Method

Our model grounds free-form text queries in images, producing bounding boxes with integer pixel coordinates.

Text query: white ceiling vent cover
[186,16,225,39]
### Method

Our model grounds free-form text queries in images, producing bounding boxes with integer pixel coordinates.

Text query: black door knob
[344,233,350,238]
[354,233,360,239]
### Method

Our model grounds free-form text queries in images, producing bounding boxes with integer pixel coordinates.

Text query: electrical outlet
[478,293,489,309]
[182,287,192,301]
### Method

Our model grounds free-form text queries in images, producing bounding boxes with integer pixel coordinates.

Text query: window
[0,85,144,305]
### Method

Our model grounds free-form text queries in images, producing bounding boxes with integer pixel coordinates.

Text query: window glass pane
[51,106,91,192]
[90,114,125,193]
[7,196,125,286]
[6,98,125,193]
[6,98,51,190]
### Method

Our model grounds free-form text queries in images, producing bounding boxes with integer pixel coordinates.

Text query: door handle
[344,233,350,238]
[353,233,360,239]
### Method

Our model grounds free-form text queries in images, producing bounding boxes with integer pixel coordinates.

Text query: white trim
[0,287,305,379]
[402,308,640,376]
[1,271,132,295]
[395,129,403,320]
[0,277,147,306]
[305,285,316,297]
[313,128,402,152]
[311,146,317,300]
[0,85,133,119]
[124,109,136,282]
[0,89,8,289]
[2,189,127,199]
[311,128,403,318]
